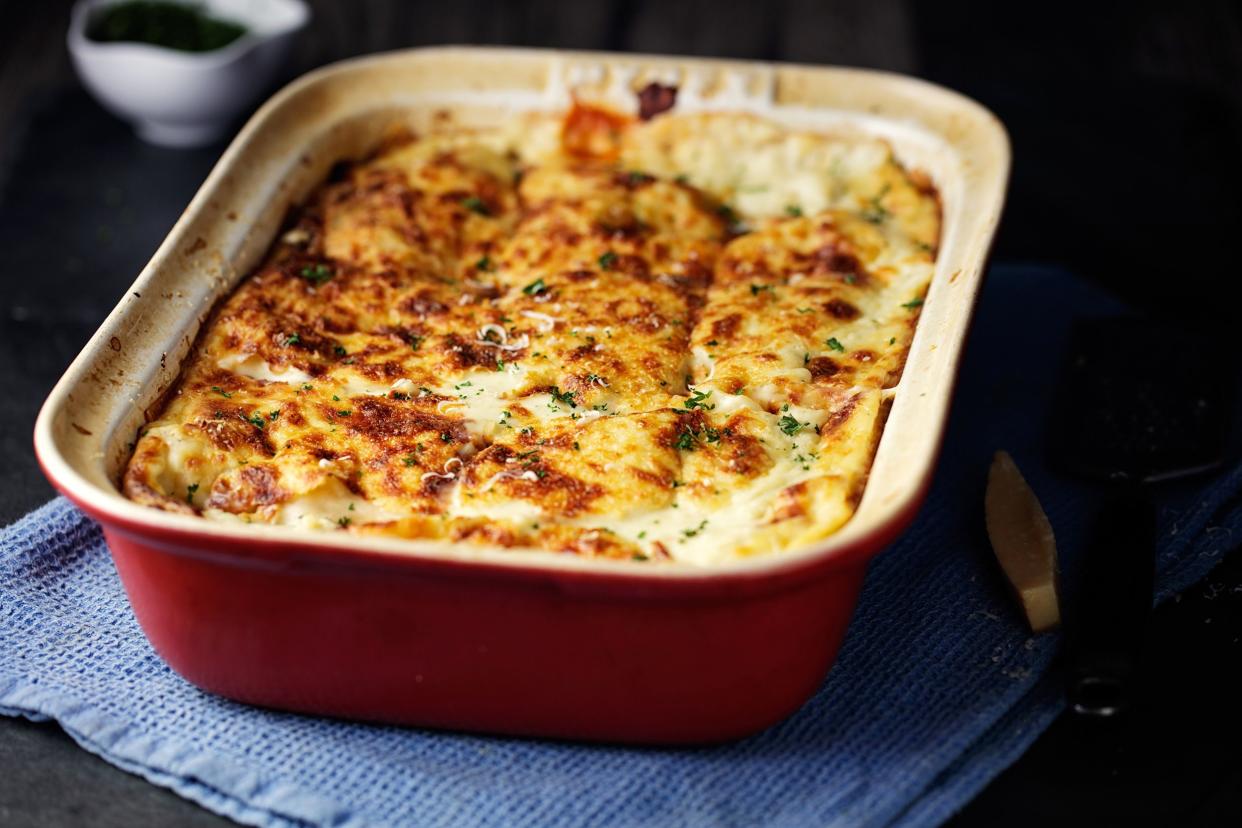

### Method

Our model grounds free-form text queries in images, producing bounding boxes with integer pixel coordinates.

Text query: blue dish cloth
[3,264,1242,828]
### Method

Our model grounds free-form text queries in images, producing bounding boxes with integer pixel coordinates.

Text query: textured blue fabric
[3,265,1241,828]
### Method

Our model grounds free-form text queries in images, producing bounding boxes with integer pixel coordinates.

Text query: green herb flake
[682,520,709,539]
[549,386,578,409]
[337,516,351,528]
[475,256,493,272]
[284,332,301,346]
[461,196,490,216]
[210,385,232,398]
[522,277,547,296]
[674,429,697,452]
[779,414,806,436]
[684,389,715,411]
[598,251,618,271]
[246,412,266,430]
[902,297,925,310]
[784,204,803,217]
[825,337,845,352]
[860,184,892,225]
[299,264,334,285]
[750,283,774,297]
[185,483,199,504]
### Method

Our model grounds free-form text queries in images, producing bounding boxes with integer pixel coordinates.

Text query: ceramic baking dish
[34,46,1009,744]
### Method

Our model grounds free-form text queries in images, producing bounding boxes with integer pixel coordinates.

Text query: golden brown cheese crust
[122,104,940,565]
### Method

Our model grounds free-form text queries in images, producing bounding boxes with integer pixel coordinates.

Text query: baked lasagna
[123,95,939,565]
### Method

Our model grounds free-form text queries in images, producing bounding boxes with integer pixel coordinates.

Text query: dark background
[2,1,1242,825]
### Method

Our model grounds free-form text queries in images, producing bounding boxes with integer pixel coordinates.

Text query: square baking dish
[34,46,1009,744]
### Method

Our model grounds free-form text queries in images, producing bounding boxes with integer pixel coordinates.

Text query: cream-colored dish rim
[34,46,1010,580]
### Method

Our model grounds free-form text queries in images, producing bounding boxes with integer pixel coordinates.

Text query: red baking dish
[34,47,1009,744]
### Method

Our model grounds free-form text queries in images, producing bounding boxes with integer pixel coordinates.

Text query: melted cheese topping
[122,105,939,565]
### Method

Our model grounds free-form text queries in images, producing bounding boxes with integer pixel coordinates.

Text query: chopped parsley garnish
[522,277,547,296]
[860,184,892,225]
[335,409,351,417]
[267,410,280,421]
[284,332,301,346]
[408,334,424,350]
[684,389,715,410]
[210,385,231,398]
[549,386,578,409]
[674,429,697,451]
[682,520,709,539]
[707,339,719,346]
[598,251,618,270]
[674,174,690,185]
[632,554,650,562]
[573,441,580,451]
[440,432,453,442]
[246,412,266,430]
[825,337,845,352]
[750,283,774,297]
[333,344,347,357]
[784,204,803,217]
[475,256,493,272]
[332,395,340,401]
[402,455,418,467]
[461,196,490,216]
[716,204,739,225]
[299,264,334,284]
[337,516,351,528]
[902,297,925,310]
[185,483,198,504]
[843,274,857,285]
[889,337,897,345]
[779,414,807,435]
[301,383,313,391]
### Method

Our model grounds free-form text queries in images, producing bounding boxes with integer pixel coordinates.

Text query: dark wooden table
[3,2,1242,825]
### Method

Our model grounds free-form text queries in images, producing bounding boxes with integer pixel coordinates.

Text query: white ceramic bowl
[68,0,309,147]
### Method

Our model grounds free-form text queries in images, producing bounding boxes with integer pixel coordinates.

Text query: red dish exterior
[58,485,917,745]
